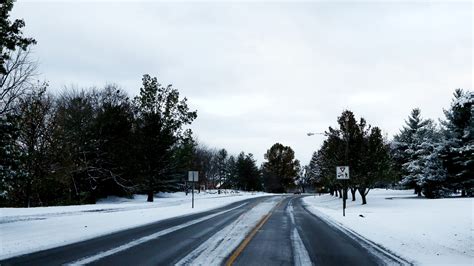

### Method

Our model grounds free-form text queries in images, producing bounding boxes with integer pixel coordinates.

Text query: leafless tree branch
[0,49,38,115]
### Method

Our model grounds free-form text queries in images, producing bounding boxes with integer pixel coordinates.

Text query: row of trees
[0,75,201,206]
[307,110,393,204]
[2,0,470,207]
[189,145,262,192]
[307,89,472,204]
[0,1,266,207]
[192,142,303,194]
[1,73,272,207]
[392,89,473,198]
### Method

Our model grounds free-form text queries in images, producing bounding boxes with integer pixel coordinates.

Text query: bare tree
[17,82,54,207]
[0,49,37,115]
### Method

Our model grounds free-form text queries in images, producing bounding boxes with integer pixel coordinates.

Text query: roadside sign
[188,171,199,209]
[188,171,199,182]
[336,166,349,180]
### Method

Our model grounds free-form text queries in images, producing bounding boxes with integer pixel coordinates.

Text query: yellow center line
[225,196,287,266]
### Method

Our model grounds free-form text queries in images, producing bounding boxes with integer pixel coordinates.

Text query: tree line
[1,0,471,207]
[0,1,269,207]
[306,89,473,204]
[391,89,473,198]
[0,70,273,207]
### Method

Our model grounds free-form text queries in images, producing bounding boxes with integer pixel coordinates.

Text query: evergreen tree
[235,152,262,191]
[358,127,392,204]
[393,108,433,196]
[0,0,36,75]
[440,89,473,196]
[416,139,448,198]
[312,110,392,204]
[215,148,229,193]
[134,74,197,201]
[172,132,197,193]
[0,113,25,206]
[93,86,136,198]
[262,143,299,193]
[225,155,238,189]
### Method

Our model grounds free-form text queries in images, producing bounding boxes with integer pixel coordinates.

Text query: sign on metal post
[336,166,349,217]
[188,171,199,208]
[336,166,350,180]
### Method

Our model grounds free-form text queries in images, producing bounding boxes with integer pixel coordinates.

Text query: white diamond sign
[336,166,349,180]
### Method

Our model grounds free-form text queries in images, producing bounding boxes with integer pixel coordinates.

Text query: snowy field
[0,190,269,260]
[303,189,473,266]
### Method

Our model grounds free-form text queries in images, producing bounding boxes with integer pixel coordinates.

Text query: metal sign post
[188,171,199,208]
[336,166,349,216]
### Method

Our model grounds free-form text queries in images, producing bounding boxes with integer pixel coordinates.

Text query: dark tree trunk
[25,180,31,208]
[461,189,466,197]
[334,189,338,197]
[350,188,357,201]
[358,187,367,205]
[147,190,154,202]
[415,185,422,197]
[339,189,343,198]
[330,189,334,196]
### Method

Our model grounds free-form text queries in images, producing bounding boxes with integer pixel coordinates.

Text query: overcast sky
[12,0,473,164]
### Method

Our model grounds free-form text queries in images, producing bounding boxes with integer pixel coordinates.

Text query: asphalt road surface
[0,195,408,266]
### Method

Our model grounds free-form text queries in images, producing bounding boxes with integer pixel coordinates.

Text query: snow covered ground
[302,189,473,266]
[0,190,269,260]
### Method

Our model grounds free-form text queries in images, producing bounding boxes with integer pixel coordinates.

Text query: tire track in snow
[66,202,249,265]
[287,198,313,266]
[176,197,283,266]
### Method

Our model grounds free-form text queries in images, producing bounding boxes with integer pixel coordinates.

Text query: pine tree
[0,114,25,206]
[134,74,197,201]
[215,148,228,194]
[235,152,262,191]
[314,110,393,204]
[393,108,433,196]
[440,89,473,196]
[262,143,299,193]
[307,151,322,191]
[0,0,36,75]
[417,140,448,198]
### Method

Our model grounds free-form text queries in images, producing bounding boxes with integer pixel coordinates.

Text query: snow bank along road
[0,195,408,266]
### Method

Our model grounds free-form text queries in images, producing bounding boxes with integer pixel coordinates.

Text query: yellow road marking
[225,197,286,266]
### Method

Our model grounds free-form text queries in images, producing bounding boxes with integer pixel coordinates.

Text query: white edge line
[65,202,248,265]
[287,199,313,266]
[300,198,412,265]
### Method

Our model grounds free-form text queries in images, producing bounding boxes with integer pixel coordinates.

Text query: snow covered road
[1,193,412,266]
[0,191,269,260]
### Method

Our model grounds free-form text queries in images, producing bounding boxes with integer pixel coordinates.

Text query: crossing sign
[336,166,350,180]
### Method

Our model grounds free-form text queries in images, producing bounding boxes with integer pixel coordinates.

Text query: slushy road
[0,195,408,266]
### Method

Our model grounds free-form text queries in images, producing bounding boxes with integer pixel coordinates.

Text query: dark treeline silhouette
[0,78,267,207]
